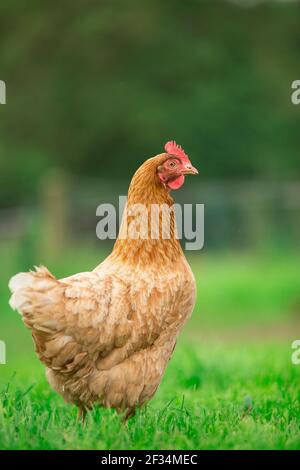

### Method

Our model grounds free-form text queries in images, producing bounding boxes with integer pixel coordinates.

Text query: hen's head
[157,141,198,190]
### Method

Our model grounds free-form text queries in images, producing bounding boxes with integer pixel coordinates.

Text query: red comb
[164,140,190,163]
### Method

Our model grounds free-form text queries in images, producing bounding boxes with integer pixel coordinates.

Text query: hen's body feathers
[9,150,197,416]
[9,259,195,414]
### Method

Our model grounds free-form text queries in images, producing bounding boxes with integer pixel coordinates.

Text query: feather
[8,150,196,416]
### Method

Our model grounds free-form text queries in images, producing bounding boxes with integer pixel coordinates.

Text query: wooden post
[39,169,69,260]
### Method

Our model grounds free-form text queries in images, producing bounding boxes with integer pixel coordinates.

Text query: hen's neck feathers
[111,155,183,266]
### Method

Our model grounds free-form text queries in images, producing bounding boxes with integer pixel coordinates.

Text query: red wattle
[167,175,185,190]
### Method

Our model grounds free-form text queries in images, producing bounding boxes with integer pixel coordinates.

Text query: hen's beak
[182,165,199,175]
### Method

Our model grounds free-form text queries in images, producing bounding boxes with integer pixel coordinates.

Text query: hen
[9,141,198,420]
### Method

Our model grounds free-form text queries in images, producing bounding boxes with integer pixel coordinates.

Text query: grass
[0,342,299,450]
[0,240,300,449]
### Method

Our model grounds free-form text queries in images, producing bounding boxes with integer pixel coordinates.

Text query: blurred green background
[0,0,299,449]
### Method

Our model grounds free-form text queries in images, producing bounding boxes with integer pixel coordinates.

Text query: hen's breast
[94,257,196,369]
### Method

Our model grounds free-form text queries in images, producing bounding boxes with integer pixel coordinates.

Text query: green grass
[190,251,300,327]
[0,240,300,449]
[0,342,299,450]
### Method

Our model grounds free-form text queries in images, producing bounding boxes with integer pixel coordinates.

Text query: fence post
[39,169,69,259]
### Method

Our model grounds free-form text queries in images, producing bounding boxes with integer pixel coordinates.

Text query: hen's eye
[169,161,176,168]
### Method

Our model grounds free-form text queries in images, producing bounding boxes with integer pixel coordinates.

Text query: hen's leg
[123,407,136,422]
[77,405,87,424]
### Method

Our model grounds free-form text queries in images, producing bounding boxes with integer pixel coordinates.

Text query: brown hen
[9,141,197,420]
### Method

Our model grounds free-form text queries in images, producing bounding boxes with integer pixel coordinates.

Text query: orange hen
[9,142,198,420]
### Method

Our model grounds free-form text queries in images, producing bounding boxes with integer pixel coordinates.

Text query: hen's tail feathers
[9,267,92,399]
[8,266,57,306]
[9,266,58,314]
[8,266,64,355]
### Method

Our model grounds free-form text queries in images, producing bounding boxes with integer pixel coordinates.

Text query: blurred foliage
[0,0,299,208]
